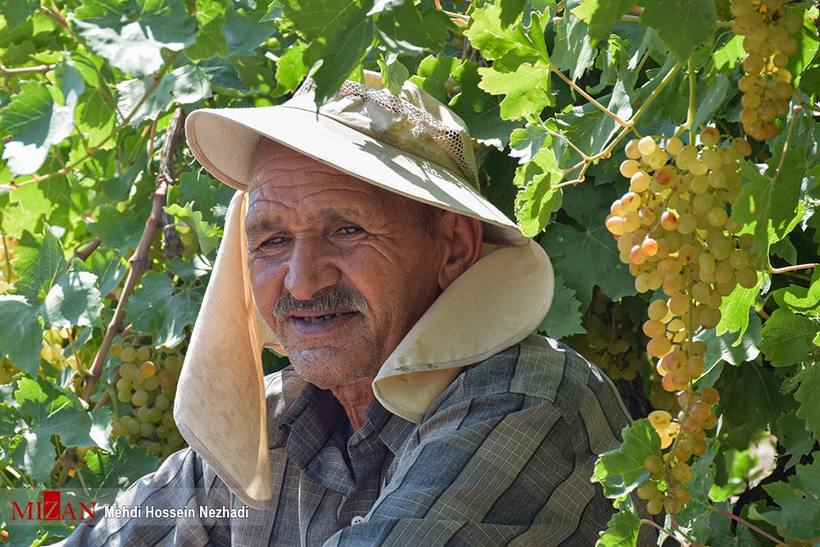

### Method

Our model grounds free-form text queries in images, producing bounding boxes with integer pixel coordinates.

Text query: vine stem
[1,232,12,281]
[770,262,818,274]
[639,519,687,546]
[711,506,787,546]
[557,63,683,187]
[0,64,55,77]
[678,58,698,140]
[0,54,179,192]
[544,126,590,161]
[772,104,801,182]
[552,67,631,128]
[81,107,186,402]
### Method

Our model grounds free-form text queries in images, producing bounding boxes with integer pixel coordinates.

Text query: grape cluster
[568,291,646,381]
[606,132,762,515]
[638,388,719,514]
[110,344,185,458]
[731,0,802,140]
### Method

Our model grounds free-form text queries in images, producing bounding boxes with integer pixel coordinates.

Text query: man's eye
[337,225,363,236]
[261,236,288,247]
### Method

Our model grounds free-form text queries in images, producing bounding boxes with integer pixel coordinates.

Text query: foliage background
[0,0,817,545]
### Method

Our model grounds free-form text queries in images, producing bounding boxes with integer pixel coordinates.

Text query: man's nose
[283,237,341,301]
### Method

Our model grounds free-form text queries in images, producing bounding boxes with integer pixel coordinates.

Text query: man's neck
[331,378,376,431]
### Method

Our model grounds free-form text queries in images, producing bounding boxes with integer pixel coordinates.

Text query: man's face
[246,140,447,389]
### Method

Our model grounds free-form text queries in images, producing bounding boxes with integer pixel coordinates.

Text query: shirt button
[351,515,365,525]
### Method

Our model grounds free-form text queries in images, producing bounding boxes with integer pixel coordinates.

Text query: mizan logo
[11,490,96,522]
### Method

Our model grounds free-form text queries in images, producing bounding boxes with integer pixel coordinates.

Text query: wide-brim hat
[175,72,555,509]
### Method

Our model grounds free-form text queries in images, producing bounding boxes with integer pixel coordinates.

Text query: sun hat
[175,71,555,509]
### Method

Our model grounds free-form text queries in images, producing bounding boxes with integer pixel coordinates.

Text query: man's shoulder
[262,366,308,447]
[431,334,632,428]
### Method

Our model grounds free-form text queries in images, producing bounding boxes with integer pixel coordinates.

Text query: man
[60,73,637,546]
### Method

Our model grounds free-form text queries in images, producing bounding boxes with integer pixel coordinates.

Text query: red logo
[10,490,96,522]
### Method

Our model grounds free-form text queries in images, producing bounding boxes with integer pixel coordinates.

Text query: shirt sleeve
[55,448,234,547]
[324,392,655,547]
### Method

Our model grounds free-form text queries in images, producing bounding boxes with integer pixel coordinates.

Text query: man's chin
[288,348,375,389]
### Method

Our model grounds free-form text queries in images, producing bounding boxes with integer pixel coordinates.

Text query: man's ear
[438,212,483,290]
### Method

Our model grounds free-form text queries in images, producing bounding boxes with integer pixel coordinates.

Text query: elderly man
[61,74,637,546]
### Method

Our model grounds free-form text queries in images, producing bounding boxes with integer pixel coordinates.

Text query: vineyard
[0,0,818,545]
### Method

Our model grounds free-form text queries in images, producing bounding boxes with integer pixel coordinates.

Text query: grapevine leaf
[716,273,764,339]
[164,203,222,256]
[117,65,211,126]
[464,4,545,66]
[90,407,114,452]
[477,63,552,121]
[44,270,102,329]
[773,269,820,316]
[539,223,636,311]
[760,459,820,542]
[676,443,716,543]
[571,0,636,45]
[640,0,717,62]
[707,503,763,547]
[82,438,159,503]
[0,296,41,377]
[223,10,276,56]
[509,124,549,164]
[713,35,745,72]
[273,41,310,96]
[0,66,81,176]
[409,55,458,103]
[449,61,521,149]
[0,0,39,28]
[11,230,66,301]
[88,203,146,252]
[538,278,585,340]
[597,506,640,546]
[1,183,56,239]
[592,419,660,498]
[377,55,409,96]
[696,312,761,369]
[281,0,374,103]
[774,413,815,470]
[790,10,820,85]
[72,0,196,77]
[125,272,203,348]
[759,308,820,367]
[715,363,796,449]
[513,147,563,236]
[367,0,404,16]
[374,2,452,54]
[551,10,596,81]
[793,365,820,438]
[692,74,732,129]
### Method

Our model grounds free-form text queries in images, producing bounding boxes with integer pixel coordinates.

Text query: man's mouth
[294,311,356,323]
[286,310,359,331]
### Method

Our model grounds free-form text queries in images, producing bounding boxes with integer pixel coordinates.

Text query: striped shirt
[59,334,649,546]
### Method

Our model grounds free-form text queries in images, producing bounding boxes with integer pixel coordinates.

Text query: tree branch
[0,64,55,77]
[72,237,103,262]
[770,262,818,275]
[81,107,187,402]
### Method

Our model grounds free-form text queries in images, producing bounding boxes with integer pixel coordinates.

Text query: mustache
[273,286,368,319]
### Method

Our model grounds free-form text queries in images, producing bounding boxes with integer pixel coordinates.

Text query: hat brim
[185,105,524,246]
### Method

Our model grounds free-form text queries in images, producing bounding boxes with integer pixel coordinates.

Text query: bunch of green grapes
[731,0,802,140]
[110,344,186,458]
[605,131,763,513]
[0,235,17,293]
[0,358,17,384]
[568,291,646,381]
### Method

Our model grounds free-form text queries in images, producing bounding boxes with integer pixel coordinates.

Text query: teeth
[301,312,346,324]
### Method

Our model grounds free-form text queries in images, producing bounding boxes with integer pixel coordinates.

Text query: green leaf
[0,296,41,376]
[509,124,549,164]
[117,65,211,126]
[592,419,660,498]
[759,308,819,367]
[83,437,159,503]
[571,0,636,47]
[0,183,55,238]
[367,0,405,16]
[551,10,596,82]
[676,443,716,543]
[11,229,66,301]
[760,459,820,542]
[597,506,640,546]
[164,203,222,255]
[0,0,39,29]
[88,203,145,252]
[377,54,409,96]
[713,35,745,72]
[223,10,275,56]
[274,41,310,95]
[774,413,815,470]
[125,272,203,348]
[281,0,374,103]
[715,273,764,339]
[715,362,795,449]
[538,278,585,340]
[696,313,761,369]
[477,63,552,120]
[773,269,820,316]
[0,66,81,176]
[374,2,452,54]
[794,364,820,438]
[73,0,196,77]
[449,60,522,149]
[640,0,717,62]
[539,222,636,311]
[44,270,102,328]
[513,147,563,236]
[692,74,732,129]
[464,4,546,66]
